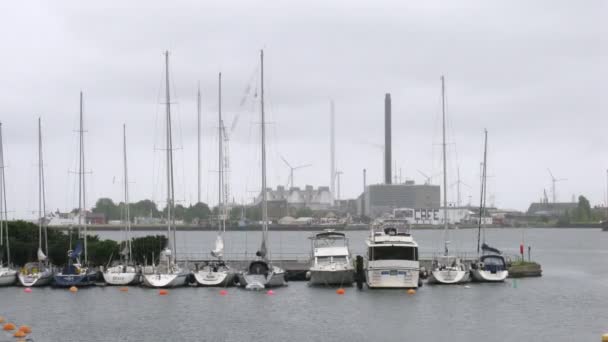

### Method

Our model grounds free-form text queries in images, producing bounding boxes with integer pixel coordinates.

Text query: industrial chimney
[384,93,392,184]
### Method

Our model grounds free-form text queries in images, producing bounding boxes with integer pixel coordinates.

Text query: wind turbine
[280,156,312,188]
[417,169,441,185]
[547,168,566,203]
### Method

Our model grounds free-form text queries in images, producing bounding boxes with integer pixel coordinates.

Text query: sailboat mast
[260,49,268,250]
[218,73,224,233]
[164,51,177,259]
[197,83,202,204]
[123,124,132,263]
[441,76,448,255]
[38,118,43,252]
[79,91,88,264]
[41,120,48,257]
[476,129,488,255]
[0,123,8,265]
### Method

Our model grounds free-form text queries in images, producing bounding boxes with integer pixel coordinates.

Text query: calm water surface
[1,228,607,342]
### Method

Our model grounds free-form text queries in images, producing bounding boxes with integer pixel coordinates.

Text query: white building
[393,207,490,225]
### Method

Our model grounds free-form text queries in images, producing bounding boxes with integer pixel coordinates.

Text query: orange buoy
[13,330,26,338]
[18,325,32,334]
[119,287,129,292]
[407,289,416,295]
[69,286,78,293]
[3,323,16,331]
[336,288,345,295]
[159,289,168,296]
[219,289,227,296]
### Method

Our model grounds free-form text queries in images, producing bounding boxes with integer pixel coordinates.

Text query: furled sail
[211,234,224,258]
[37,247,47,262]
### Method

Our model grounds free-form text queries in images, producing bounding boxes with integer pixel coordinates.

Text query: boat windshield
[313,237,346,249]
[369,246,418,261]
[481,255,506,268]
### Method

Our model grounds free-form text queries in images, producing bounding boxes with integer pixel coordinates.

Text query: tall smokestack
[384,93,392,184]
[330,100,336,205]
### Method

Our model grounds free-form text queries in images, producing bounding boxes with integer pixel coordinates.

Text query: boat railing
[176,252,311,263]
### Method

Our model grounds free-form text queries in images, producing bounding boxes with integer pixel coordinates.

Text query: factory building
[255,185,333,212]
[360,181,440,218]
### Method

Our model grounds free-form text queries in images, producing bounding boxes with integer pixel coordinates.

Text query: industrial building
[359,181,440,218]
[255,185,333,212]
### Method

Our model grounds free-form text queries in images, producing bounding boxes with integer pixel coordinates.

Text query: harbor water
[0,228,606,341]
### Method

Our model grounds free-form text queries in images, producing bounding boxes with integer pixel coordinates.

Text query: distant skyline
[0,1,606,219]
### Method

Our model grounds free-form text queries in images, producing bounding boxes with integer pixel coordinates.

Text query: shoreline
[45,223,604,232]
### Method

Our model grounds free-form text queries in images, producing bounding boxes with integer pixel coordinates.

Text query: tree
[92,198,121,221]
[183,202,211,223]
[295,207,313,218]
[576,195,591,222]
[130,199,160,219]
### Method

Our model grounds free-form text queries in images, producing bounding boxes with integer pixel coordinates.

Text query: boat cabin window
[317,256,332,264]
[368,246,418,261]
[481,255,506,267]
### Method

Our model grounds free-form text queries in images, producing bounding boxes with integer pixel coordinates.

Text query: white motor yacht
[308,230,354,286]
[365,219,420,289]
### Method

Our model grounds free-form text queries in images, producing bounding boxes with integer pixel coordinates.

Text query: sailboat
[18,118,54,287]
[0,123,17,286]
[237,50,287,290]
[103,125,141,286]
[142,51,189,288]
[470,130,509,282]
[194,73,235,287]
[53,92,97,287]
[428,76,469,285]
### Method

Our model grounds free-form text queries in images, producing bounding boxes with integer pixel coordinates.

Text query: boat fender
[305,271,311,280]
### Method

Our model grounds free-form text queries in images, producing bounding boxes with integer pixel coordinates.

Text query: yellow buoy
[602,333,608,342]
[3,323,16,331]
[407,289,416,295]
[18,325,32,334]
[69,286,78,293]
[13,330,26,338]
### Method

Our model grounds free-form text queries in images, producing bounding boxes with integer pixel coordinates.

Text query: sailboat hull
[103,272,141,286]
[238,266,286,290]
[428,269,469,284]
[0,269,17,286]
[142,272,188,288]
[18,270,54,287]
[53,272,97,287]
[194,270,235,287]
[471,269,508,282]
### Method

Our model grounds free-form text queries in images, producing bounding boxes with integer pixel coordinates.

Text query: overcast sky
[0,1,605,218]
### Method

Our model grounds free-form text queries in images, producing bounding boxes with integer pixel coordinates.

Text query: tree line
[2,220,168,267]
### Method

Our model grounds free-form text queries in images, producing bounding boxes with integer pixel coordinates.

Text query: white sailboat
[237,50,287,290]
[18,118,54,287]
[470,130,509,282]
[103,125,140,286]
[194,73,235,287]
[142,51,189,288]
[0,123,17,286]
[428,76,469,285]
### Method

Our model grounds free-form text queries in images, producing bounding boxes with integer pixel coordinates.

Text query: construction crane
[280,156,312,188]
[547,168,566,203]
